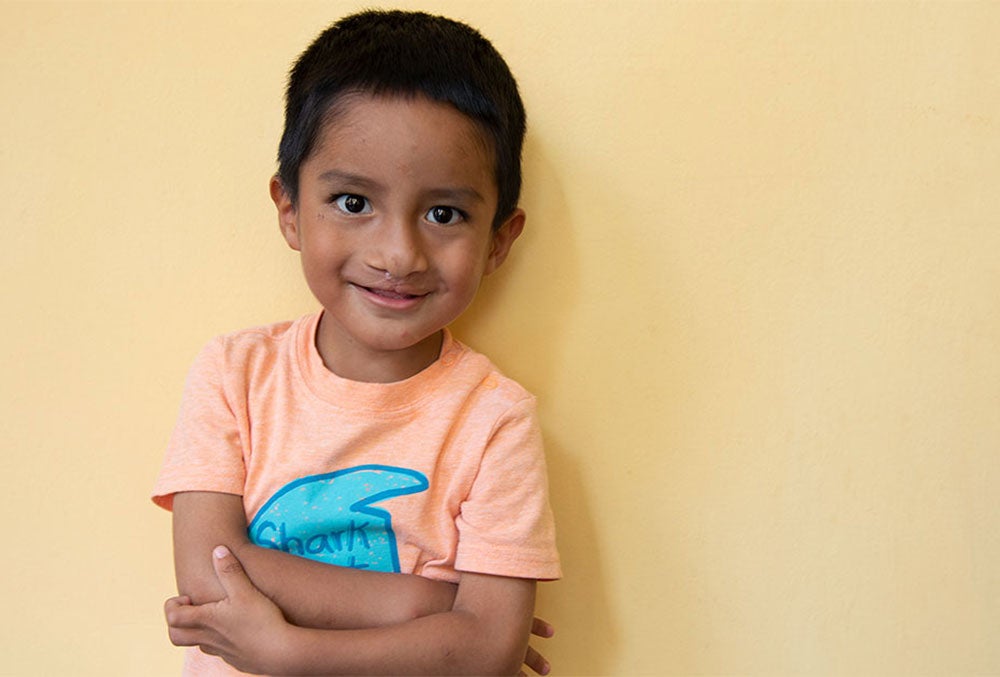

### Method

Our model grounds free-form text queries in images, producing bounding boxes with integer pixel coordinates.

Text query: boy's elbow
[176,569,226,606]
[494,638,531,677]
[175,539,252,605]
[463,626,529,676]
[466,646,524,677]
[485,653,525,677]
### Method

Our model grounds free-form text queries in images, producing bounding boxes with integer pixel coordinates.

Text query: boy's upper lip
[353,281,430,298]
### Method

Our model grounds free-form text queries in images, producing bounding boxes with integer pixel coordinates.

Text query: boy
[153,9,561,676]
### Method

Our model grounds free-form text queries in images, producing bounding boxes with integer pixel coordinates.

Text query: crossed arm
[165,491,552,675]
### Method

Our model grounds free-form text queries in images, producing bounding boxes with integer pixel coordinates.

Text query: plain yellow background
[2,1,998,674]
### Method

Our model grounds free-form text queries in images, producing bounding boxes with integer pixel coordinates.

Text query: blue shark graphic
[248,464,428,572]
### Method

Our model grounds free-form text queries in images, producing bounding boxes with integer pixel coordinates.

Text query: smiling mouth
[359,285,424,300]
[353,283,431,309]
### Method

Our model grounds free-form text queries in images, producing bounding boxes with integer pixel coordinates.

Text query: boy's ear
[484,208,525,276]
[270,174,301,251]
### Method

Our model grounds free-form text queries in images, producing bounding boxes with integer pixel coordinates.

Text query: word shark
[248,464,429,572]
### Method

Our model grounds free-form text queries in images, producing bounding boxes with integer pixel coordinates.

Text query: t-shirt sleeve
[454,396,562,581]
[152,337,247,511]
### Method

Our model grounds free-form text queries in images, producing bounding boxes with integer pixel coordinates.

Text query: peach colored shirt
[153,315,562,674]
[155,312,560,579]
[155,314,560,674]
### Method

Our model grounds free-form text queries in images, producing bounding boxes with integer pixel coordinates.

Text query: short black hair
[277,10,526,230]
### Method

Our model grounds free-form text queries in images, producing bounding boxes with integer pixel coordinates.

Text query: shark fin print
[247,464,429,572]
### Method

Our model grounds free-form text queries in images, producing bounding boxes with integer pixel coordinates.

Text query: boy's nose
[367,217,429,277]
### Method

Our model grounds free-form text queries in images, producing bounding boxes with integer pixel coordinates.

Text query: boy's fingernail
[213,545,230,559]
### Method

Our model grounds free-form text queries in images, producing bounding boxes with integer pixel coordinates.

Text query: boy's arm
[173,490,457,628]
[173,491,555,675]
[167,545,536,676]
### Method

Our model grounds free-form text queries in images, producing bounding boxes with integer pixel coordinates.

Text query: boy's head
[277,10,526,230]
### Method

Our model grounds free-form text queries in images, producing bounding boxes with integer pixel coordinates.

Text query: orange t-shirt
[154,313,561,583]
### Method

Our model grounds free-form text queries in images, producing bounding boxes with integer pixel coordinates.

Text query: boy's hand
[165,540,556,675]
[164,545,292,675]
[522,616,555,675]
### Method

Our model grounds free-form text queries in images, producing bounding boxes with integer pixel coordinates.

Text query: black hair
[277,10,526,230]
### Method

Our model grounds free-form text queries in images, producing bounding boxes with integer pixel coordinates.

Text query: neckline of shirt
[293,312,462,413]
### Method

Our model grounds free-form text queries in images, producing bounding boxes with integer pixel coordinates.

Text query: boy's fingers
[164,596,191,626]
[211,544,253,600]
[164,597,204,628]
[530,616,555,638]
[163,595,191,614]
[524,645,551,675]
[167,622,201,647]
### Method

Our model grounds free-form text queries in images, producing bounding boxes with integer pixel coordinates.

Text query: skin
[167,545,541,675]
[164,93,553,675]
[274,91,524,384]
[168,494,553,674]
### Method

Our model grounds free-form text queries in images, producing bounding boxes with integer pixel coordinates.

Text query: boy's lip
[353,282,430,309]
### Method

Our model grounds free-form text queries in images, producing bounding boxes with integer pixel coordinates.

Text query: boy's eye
[333,194,372,214]
[426,206,463,226]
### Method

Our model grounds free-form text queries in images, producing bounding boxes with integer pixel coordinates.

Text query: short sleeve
[152,337,247,511]
[454,397,562,580]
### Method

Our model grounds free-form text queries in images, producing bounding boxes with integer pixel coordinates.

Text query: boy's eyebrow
[318,169,487,204]
[423,186,487,205]
[317,169,382,190]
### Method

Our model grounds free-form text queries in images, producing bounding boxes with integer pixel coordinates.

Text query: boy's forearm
[170,500,544,676]
[234,541,457,629]
[266,572,535,677]
[173,491,456,630]
[281,610,525,676]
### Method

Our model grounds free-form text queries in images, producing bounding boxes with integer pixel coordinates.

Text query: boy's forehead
[309,93,497,185]
[320,93,493,156]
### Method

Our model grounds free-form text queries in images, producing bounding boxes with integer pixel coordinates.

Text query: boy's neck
[314,315,445,384]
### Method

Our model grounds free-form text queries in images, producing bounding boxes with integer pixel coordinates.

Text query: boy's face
[271,93,523,383]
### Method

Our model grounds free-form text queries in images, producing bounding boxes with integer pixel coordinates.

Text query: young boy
[153,9,561,676]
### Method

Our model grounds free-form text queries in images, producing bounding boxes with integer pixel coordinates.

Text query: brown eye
[334,194,371,214]
[426,206,462,225]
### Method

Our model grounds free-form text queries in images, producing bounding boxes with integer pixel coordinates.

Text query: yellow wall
[2,1,998,674]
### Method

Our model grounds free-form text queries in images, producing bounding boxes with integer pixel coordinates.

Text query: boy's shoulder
[447,334,536,407]
[211,317,300,350]
[192,315,306,376]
